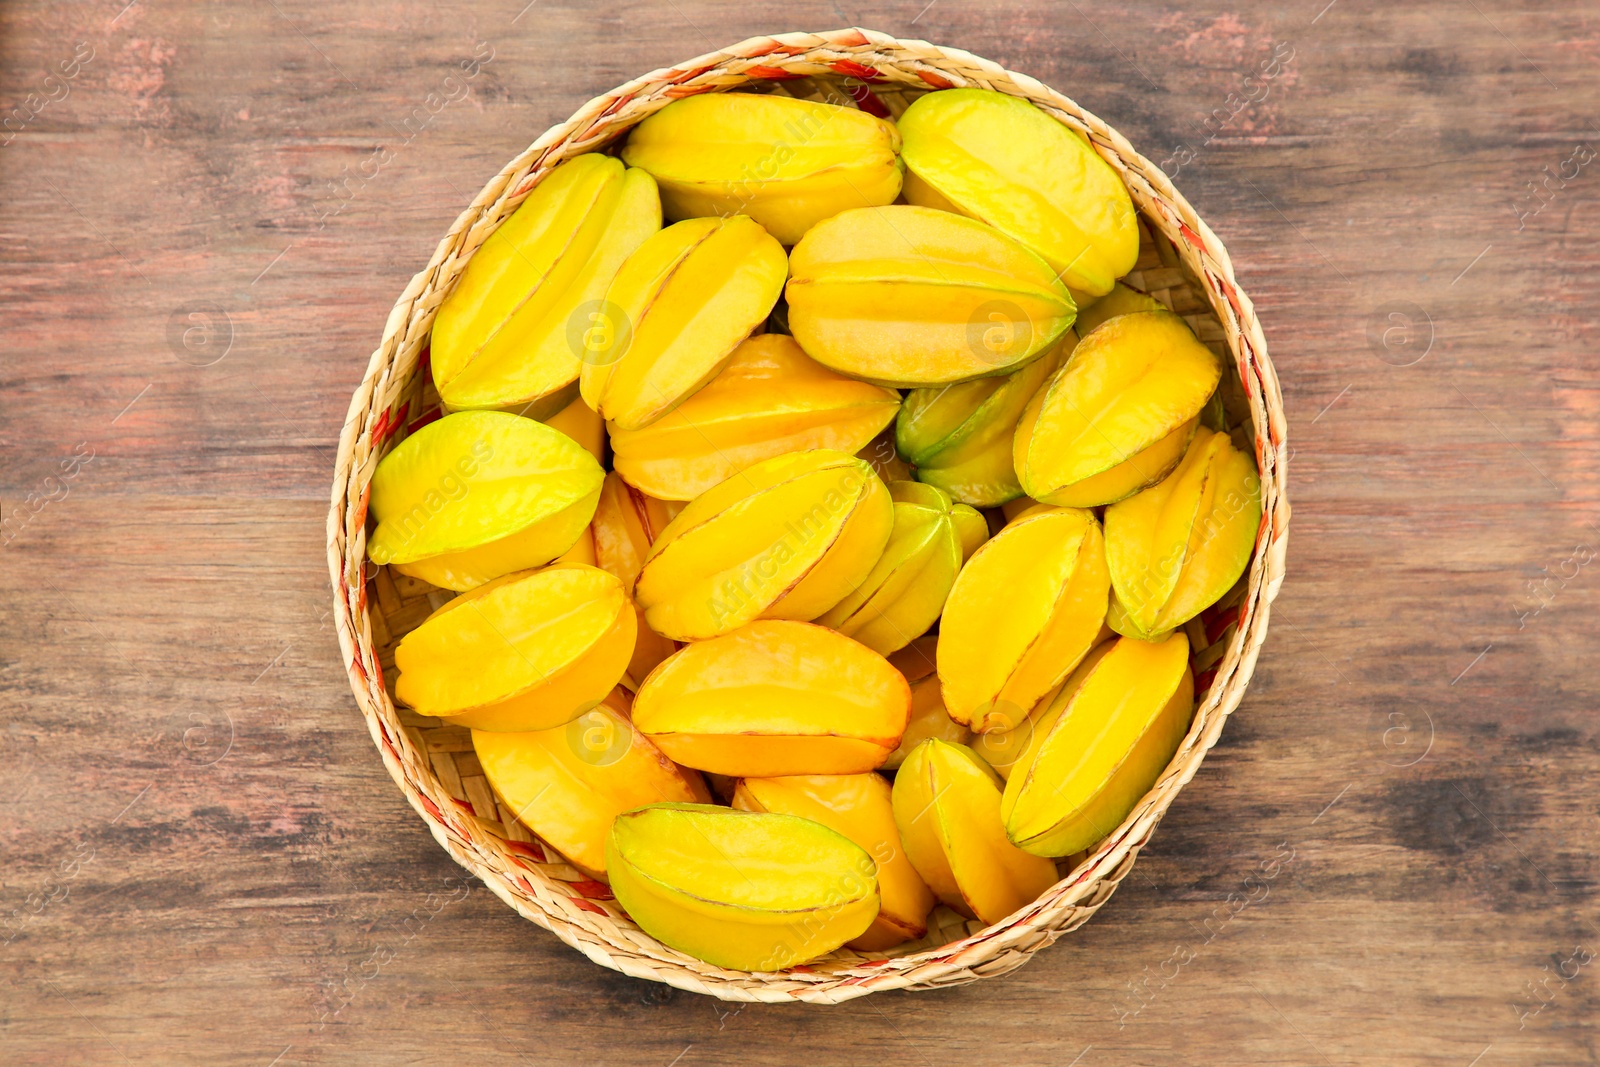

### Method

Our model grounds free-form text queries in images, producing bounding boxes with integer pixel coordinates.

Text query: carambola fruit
[1104,425,1261,640]
[970,639,1113,780]
[786,205,1077,386]
[1002,634,1194,856]
[1014,311,1220,508]
[887,634,940,685]
[608,334,900,501]
[816,481,963,656]
[472,687,709,878]
[950,502,990,560]
[733,773,934,950]
[1000,495,1042,524]
[892,739,1059,925]
[555,525,596,566]
[579,215,788,430]
[898,88,1138,297]
[630,620,911,776]
[895,335,1069,506]
[634,449,893,640]
[621,92,903,246]
[900,167,961,214]
[589,471,680,594]
[394,563,636,731]
[542,395,605,462]
[431,154,661,417]
[606,803,879,971]
[366,410,605,591]
[858,428,913,483]
[589,472,681,686]
[1071,281,1165,339]
[938,505,1109,733]
[882,673,970,771]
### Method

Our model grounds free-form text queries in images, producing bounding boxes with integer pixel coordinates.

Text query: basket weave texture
[326,27,1290,1004]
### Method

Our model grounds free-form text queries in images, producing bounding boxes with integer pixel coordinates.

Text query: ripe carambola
[786,205,1077,387]
[431,154,660,417]
[1104,425,1262,640]
[898,88,1139,298]
[1002,634,1195,857]
[607,803,881,971]
[621,91,903,246]
[365,410,604,591]
[634,449,892,640]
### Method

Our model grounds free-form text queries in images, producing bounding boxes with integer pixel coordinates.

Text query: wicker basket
[327,27,1289,1003]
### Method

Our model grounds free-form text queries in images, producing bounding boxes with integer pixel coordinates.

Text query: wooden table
[4,2,1597,1063]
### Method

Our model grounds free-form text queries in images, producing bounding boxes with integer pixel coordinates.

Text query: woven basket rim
[326,26,1291,1004]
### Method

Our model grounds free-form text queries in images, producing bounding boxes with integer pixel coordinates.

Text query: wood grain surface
[4,1,1598,1064]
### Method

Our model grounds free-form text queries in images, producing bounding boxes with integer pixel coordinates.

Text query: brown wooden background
[4,1,1598,1063]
